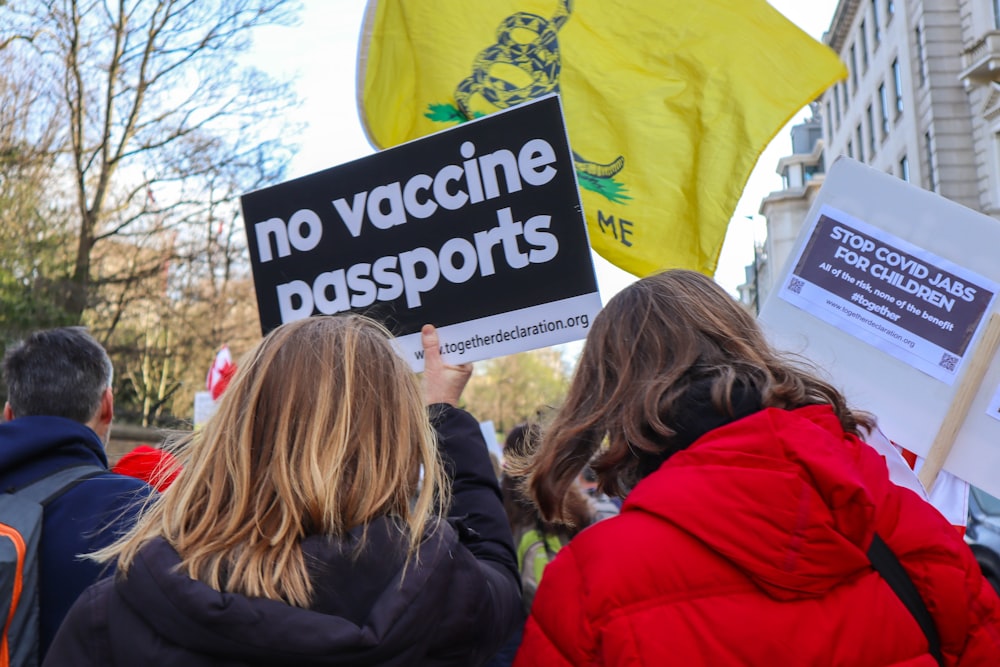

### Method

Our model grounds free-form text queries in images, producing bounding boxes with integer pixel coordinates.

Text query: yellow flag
[358,0,845,278]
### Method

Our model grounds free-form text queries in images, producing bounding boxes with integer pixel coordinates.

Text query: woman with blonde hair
[514,269,1000,666]
[46,316,521,666]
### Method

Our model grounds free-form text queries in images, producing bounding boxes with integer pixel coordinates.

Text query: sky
[245,0,840,300]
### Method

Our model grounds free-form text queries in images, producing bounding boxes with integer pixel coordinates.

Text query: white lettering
[255,217,291,263]
[524,214,558,263]
[277,280,313,322]
[332,193,367,238]
[518,139,557,186]
[367,182,407,230]
[399,247,441,307]
[287,209,323,253]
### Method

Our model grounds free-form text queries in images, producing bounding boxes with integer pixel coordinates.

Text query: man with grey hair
[0,326,153,660]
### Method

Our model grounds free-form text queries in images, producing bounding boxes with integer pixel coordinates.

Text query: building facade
[754,115,828,306]
[825,0,985,206]
[744,0,1000,309]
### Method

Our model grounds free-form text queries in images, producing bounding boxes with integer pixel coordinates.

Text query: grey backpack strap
[15,465,106,505]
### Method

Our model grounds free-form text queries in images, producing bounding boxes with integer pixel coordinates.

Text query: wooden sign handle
[919,312,1000,493]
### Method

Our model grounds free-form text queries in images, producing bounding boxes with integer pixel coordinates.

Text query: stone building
[744,0,1000,308]
[753,114,828,307]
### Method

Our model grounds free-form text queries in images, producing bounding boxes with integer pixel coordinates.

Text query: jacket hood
[0,415,108,472]
[623,405,895,601]
[110,519,468,665]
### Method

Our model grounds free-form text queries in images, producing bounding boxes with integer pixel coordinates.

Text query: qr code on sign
[787,277,804,294]
[939,353,959,372]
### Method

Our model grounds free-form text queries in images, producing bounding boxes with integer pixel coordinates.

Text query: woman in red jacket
[514,269,1000,666]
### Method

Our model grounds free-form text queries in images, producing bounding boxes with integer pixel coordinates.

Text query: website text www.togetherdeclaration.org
[824,298,916,349]
[413,313,590,360]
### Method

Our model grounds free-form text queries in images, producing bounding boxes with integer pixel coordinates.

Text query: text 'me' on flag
[357,0,846,278]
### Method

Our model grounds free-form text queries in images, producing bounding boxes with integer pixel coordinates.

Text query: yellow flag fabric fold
[358,0,845,278]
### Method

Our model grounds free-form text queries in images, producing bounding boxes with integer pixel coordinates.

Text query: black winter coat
[44,405,523,666]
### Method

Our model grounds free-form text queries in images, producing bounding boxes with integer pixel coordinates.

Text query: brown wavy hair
[501,423,593,538]
[527,269,873,522]
[93,315,448,608]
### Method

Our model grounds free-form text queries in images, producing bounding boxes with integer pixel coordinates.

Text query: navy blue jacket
[45,405,522,666]
[0,416,153,657]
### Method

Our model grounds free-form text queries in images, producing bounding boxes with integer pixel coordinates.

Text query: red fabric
[112,445,179,491]
[209,363,236,401]
[514,406,1000,666]
[900,446,919,470]
[206,346,236,401]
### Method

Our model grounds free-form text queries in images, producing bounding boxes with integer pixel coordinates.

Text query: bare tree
[0,46,77,344]
[462,348,572,435]
[1,0,300,322]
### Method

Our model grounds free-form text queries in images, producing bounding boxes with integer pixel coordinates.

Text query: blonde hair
[96,315,448,607]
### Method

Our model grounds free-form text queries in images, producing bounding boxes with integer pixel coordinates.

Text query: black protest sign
[240,95,597,341]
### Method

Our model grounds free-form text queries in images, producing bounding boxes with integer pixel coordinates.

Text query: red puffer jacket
[514,405,1000,666]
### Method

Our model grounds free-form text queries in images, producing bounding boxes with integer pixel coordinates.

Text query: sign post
[918,314,1000,491]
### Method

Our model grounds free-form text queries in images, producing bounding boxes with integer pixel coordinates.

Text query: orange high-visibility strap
[0,525,27,667]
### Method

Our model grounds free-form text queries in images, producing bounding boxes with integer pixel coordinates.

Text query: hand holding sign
[421,324,473,406]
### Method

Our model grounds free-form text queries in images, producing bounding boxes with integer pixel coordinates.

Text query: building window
[915,26,926,87]
[995,0,1000,30]
[892,58,903,116]
[834,86,842,125]
[856,125,865,162]
[887,0,895,22]
[842,81,850,112]
[860,21,869,71]
[866,104,876,155]
[848,140,854,159]
[925,131,936,191]
[826,101,835,133]
[872,0,882,44]
[878,83,889,136]
[850,44,859,93]
[899,154,909,181]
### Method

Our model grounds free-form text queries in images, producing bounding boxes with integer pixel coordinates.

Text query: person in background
[112,444,180,492]
[515,269,1000,666]
[577,463,620,521]
[0,327,153,660]
[46,317,521,666]
[503,423,594,612]
[485,423,594,667]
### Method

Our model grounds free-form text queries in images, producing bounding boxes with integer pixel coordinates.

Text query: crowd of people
[3,269,1000,666]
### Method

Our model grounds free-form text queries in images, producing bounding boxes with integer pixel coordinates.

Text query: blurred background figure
[577,464,620,521]
[486,422,595,667]
[111,444,179,492]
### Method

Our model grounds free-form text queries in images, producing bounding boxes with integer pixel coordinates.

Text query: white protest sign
[479,420,503,461]
[193,391,216,430]
[240,95,601,371]
[777,206,997,384]
[988,383,1000,424]
[759,157,1000,497]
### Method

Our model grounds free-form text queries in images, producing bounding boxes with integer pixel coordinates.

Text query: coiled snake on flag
[454,0,624,179]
